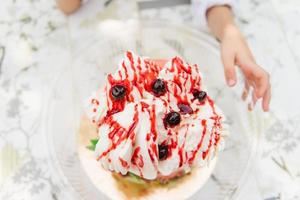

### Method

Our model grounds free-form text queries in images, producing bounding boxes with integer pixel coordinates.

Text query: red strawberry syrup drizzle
[119,158,129,168]
[96,104,139,161]
[131,146,145,177]
[93,52,223,177]
[188,119,207,164]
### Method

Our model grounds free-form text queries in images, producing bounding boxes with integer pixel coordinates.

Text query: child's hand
[56,0,81,15]
[207,6,271,111]
[220,25,271,111]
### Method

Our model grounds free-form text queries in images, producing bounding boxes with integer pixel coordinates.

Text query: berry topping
[151,78,166,96]
[158,144,168,160]
[178,103,193,114]
[165,111,181,127]
[111,85,126,100]
[193,90,207,102]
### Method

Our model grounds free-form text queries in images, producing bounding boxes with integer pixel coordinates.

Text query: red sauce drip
[149,104,157,141]
[194,64,200,74]
[177,126,189,167]
[188,119,207,164]
[121,61,129,79]
[126,51,143,97]
[165,138,178,159]
[137,57,142,71]
[127,52,138,84]
[169,58,176,72]
[135,83,144,98]
[210,115,222,128]
[128,122,137,141]
[146,133,151,141]
[131,147,140,163]
[108,120,123,140]
[178,147,184,167]
[132,59,162,98]
[119,157,129,168]
[140,102,149,111]
[131,147,144,177]
[151,143,158,157]
[215,133,220,145]
[170,138,178,149]
[118,70,123,79]
[148,149,155,162]
[183,73,189,88]
[207,96,217,115]
[129,105,139,142]
[143,72,159,94]
[203,129,214,159]
[202,151,208,159]
[168,58,196,104]
[131,147,144,168]
[162,99,168,107]
[148,142,158,164]
[189,75,201,94]
[97,105,138,160]
[172,57,192,74]
[126,51,134,66]
[173,75,183,91]
[173,83,179,101]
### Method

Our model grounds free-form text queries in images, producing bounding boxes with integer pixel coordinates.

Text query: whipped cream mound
[86,51,228,180]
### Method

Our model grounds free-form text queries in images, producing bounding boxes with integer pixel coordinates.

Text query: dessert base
[78,115,217,200]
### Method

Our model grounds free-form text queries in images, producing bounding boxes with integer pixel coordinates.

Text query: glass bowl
[43,20,259,200]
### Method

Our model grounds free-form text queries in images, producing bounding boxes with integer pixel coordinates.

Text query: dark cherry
[158,144,168,160]
[193,90,207,102]
[151,79,166,96]
[178,103,193,114]
[165,111,181,127]
[111,85,126,100]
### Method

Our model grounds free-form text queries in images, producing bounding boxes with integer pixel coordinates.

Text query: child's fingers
[57,0,82,15]
[247,85,255,111]
[242,80,250,101]
[255,70,270,98]
[246,63,270,98]
[252,89,258,107]
[221,48,237,87]
[246,80,257,111]
[262,86,271,111]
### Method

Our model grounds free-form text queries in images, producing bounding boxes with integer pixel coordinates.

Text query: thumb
[221,49,237,87]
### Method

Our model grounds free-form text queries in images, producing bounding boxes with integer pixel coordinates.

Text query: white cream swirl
[86,51,228,180]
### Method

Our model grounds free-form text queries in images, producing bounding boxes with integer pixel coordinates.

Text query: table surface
[0,0,300,199]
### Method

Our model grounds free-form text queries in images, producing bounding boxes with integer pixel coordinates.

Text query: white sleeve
[192,0,236,29]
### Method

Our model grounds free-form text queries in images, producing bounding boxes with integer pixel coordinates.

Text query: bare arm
[207,6,236,41]
[56,0,82,15]
[206,6,271,111]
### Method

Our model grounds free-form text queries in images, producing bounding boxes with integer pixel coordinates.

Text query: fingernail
[242,89,248,101]
[228,79,235,87]
[248,103,253,111]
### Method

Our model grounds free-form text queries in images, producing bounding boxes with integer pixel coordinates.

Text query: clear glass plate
[43,20,259,200]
